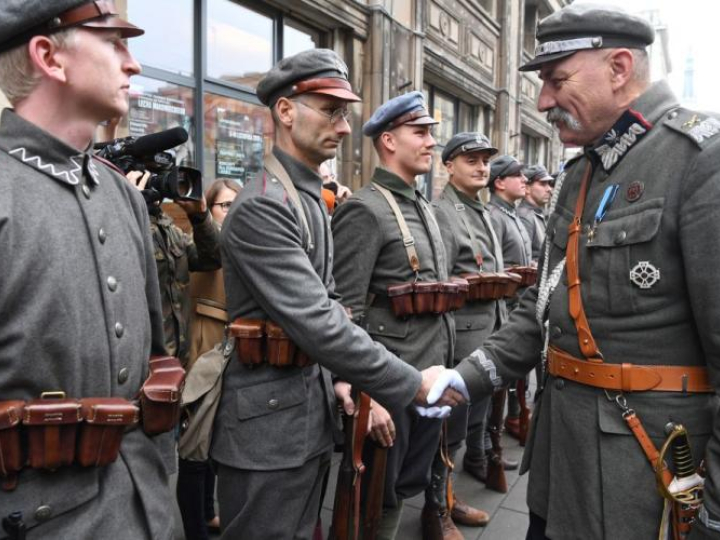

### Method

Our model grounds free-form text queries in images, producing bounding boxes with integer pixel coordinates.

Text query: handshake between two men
[335,366,468,448]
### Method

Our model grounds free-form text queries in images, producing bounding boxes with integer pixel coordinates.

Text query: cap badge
[630,261,660,290]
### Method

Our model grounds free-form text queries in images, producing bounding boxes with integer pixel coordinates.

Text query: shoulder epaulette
[664,108,720,148]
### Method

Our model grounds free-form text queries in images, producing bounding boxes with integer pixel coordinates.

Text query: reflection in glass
[204,94,274,185]
[283,20,320,58]
[207,0,273,89]
[124,76,196,167]
[127,0,194,77]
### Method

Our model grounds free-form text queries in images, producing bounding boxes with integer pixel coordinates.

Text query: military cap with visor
[522,164,554,184]
[0,0,144,54]
[442,132,498,163]
[489,155,525,185]
[256,48,361,107]
[520,3,655,72]
[363,91,438,139]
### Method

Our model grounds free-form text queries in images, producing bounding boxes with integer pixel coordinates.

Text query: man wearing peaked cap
[424,132,508,535]
[213,54,464,539]
[332,92,469,539]
[436,3,720,540]
[0,2,177,539]
[518,165,554,262]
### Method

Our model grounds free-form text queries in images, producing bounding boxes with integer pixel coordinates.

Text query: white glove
[414,405,453,419]
[426,369,470,405]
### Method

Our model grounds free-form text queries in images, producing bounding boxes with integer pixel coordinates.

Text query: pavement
[172,430,530,540]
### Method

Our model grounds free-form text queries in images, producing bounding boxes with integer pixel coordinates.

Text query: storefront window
[207,0,274,89]
[429,91,456,199]
[284,19,321,58]
[204,94,273,185]
[125,76,196,167]
[127,0,194,77]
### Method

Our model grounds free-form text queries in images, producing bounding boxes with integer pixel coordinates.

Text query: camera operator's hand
[176,196,208,217]
[126,170,151,190]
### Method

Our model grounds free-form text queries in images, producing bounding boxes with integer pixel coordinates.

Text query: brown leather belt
[547,347,712,393]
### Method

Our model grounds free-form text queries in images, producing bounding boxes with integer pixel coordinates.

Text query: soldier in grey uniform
[443,4,720,539]
[487,155,533,270]
[425,132,506,537]
[212,52,460,540]
[517,165,554,262]
[331,91,455,539]
[0,2,173,538]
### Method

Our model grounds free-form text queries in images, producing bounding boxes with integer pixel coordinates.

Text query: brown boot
[463,455,487,483]
[421,504,465,540]
[451,498,489,527]
[504,416,521,440]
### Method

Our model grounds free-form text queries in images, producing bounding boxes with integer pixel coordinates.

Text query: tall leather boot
[422,452,463,540]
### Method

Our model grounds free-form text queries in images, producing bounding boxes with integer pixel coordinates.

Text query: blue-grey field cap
[0,0,144,53]
[442,132,498,163]
[256,48,361,107]
[520,3,655,71]
[523,164,554,183]
[363,91,438,138]
[490,155,524,184]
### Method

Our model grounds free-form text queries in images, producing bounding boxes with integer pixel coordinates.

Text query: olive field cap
[489,155,524,184]
[520,3,655,71]
[442,132,498,163]
[363,91,438,139]
[0,0,144,53]
[523,165,554,183]
[256,48,361,107]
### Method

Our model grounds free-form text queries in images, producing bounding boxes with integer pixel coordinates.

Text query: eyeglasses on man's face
[212,201,233,212]
[293,99,351,125]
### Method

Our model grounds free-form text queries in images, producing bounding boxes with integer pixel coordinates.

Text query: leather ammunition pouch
[140,355,186,435]
[0,401,25,490]
[461,272,523,301]
[508,265,538,287]
[0,356,184,491]
[78,398,139,466]
[24,393,81,471]
[385,280,468,319]
[228,319,314,368]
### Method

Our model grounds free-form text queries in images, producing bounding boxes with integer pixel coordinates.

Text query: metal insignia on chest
[630,261,660,289]
[626,181,644,203]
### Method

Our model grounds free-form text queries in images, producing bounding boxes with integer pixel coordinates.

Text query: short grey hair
[631,48,650,84]
[0,29,77,105]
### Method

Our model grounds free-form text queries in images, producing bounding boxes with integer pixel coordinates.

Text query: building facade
[0,0,569,197]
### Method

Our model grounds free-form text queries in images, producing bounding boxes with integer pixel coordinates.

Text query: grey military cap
[0,0,143,53]
[523,164,554,184]
[520,3,655,71]
[442,132,498,163]
[256,49,361,107]
[490,155,524,185]
[363,91,438,139]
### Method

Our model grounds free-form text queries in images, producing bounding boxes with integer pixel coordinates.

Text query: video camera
[95,127,203,203]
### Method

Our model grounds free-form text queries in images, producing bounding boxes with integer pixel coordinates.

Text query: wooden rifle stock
[329,391,371,540]
[362,442,388,540]
[486,389,508,493]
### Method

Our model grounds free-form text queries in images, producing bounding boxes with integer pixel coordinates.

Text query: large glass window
[284,19,321,59]
[204,95,273,185]
[207,0,274,89]
[124,76,197,167]
[127,0,194,77]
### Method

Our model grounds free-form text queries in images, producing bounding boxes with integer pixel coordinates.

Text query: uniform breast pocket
[586,199,664,316]
[365,306,409,357]
[168,233,190,286]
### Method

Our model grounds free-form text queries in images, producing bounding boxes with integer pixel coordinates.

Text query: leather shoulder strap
[264,153,314,253]
[566,162,602,361]
[373,182,420,274]
[444,188,483,269]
